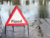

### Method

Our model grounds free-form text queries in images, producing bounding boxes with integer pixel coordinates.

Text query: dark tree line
[0,0,49,5]
[0,0,20,5]
[39,0,49,6]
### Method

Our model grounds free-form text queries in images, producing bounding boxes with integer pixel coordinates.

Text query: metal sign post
[5,25,29,36]
[5,6,29,36]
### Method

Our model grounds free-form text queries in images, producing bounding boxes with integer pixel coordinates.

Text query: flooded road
[0,0,50,38]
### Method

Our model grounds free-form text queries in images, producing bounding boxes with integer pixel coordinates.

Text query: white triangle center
[9,9,25,24]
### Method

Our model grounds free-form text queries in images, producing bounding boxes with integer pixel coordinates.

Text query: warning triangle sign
[6,6,28,26]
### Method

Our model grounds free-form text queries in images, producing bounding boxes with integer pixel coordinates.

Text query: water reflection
[39,6,48,19]
[47,5,50,18]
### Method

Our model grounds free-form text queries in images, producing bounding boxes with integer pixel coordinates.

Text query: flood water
[0,0,50,38]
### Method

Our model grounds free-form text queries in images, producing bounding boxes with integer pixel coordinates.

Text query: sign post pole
[5,25,6,35]
[12,26,14,31]
[27,24,29,36]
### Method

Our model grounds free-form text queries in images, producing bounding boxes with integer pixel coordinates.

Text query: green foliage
[26,1,29,5]
[12,0,20,5]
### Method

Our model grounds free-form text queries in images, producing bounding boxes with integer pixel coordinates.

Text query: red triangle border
[6,6,28,26]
